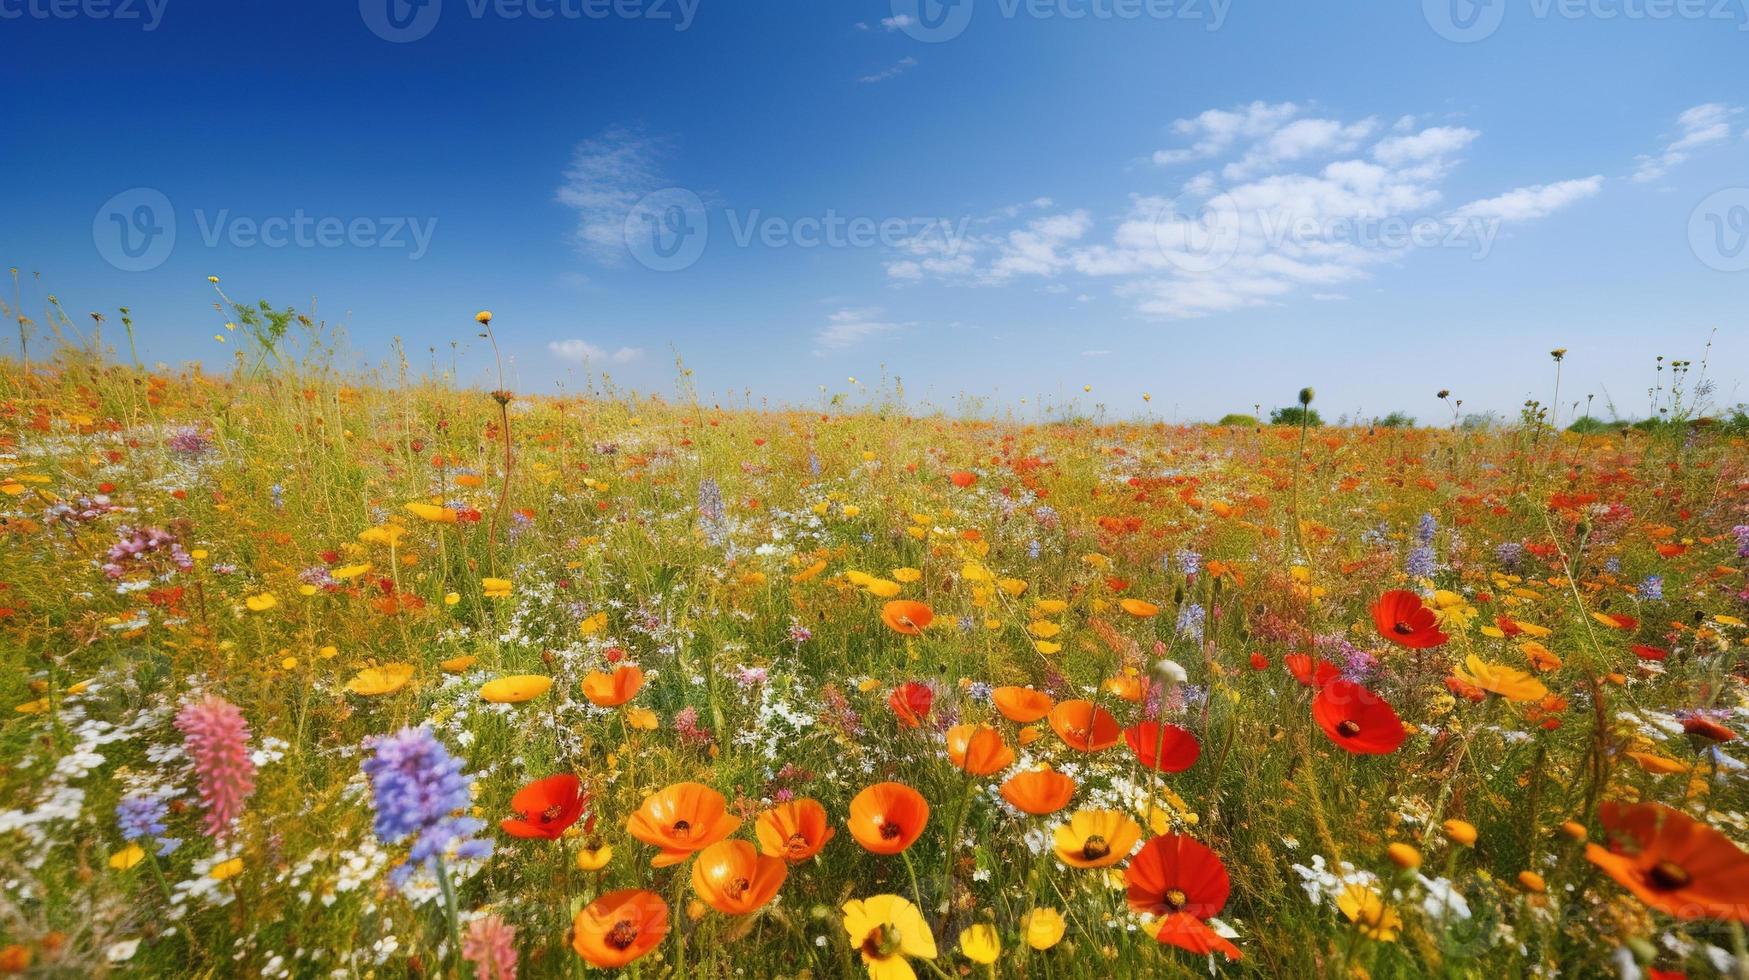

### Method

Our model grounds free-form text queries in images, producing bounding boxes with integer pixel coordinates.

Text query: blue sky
[5,0,1747,421]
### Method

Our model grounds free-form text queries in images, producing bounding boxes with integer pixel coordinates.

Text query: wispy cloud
[814,308,903,354]
[555,126,673,265]
[888,102,1602,319]
[547,339,644,364]
[1632,103,1741,183]
[859,56,917,83]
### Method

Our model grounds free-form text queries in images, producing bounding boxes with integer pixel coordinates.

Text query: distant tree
[1376,411,1415,428]
[1216,413,1259,427]
[1459,412,1498,431]
[1565,415,1611,435]
[1270,406,1323,427]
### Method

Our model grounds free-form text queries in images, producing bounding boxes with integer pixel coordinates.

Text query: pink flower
[462,914,518,980]
[175,695,256,839]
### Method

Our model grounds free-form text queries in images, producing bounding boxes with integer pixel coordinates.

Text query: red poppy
[1125,835,1241,961]
[1284,653,1339,689]
[1371,590,1449,649]
[1683,716,1737,742]
[1495,615,1524,637]
[501,774,589,840]
[1443,675,1486,703]
[1248,652,1269,671]
[949,471,977,488]
[1586,801,1749,921]
[1312,680,1407,755]
[888,682,934,729]
[1123,722,1201,773]
[1631,644,1670,662]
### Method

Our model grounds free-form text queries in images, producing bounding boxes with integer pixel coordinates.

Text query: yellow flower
[14,698,49,715]
[444,592,461,606]
[625,707,660,730]
[243,593,278,612]
[404,501,458,524]
[1052,810,1141,869]
[481,577,512,599]
[440,655,478,674]
[960,563,992,582]
[109,845,145,870]
[996,577,1028,597]
[1451,654,1548,702]
[1021,908,1065,950]
[1033,599,1068,616]
[842,895,936,980]
[864,579,902,598]
[1034,641,1063,655]
[1027,620,1062,639]
[331,563,370,581]
[475,310,493,324]
[578,611,609,636]
[1337,884,1401,942]
[958,923,1000,965]
[345,663,414,696]
[1626,751,1687,775]
[892,567,923,583]
[1386,843,1422,870]
[358,524,407,548]
[479,675,553,704]
[1118,598,1160,618]
[209,858,245,881]
[575,844,614,871]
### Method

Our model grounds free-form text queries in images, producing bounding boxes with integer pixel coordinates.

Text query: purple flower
[116,793,181,857]
[167,427,213,457]
[361,727,492,886]
[1406,545,1437,579]
[1637,575,1664,602]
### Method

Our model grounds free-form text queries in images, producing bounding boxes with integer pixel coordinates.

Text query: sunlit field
[3,304,1748,979]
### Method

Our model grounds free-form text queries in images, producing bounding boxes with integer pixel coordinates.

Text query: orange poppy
[690,840,787,915]
[1586,801,1749,921]
[1048,699,1121,752]
[570,888,668,968]
[625,782,742,867]
[847,782,930,855]
[889,681,934,728]
[999,768,1076,815]
[950,471,977,488]
[881,600,934,635]
[755,798,835,862]
[500,773,589,840]
[992,686,1054,723]
[582,665,644,707]
[945,724,1016,776]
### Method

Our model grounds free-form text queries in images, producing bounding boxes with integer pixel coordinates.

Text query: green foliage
[1216,413,1259,427]
[1269,405,1322,427]
[1375,411,1415,428]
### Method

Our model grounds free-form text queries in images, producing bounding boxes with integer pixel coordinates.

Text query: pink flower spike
[175,695,256,840]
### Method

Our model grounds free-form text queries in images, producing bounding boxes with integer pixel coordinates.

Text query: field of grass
[2,309,1748,978]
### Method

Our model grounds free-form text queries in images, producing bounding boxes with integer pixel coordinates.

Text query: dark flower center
[879,820,902,840]
[1393,621,1414,635]
[786,832,810,854]
[672,820,692,838]
[1164,888,1189,911]
[1337,720,1362,737]
[862,924,902,959]
[606,920,639,950]
[542,804,565,822]
[1649,860,1692,891]
[1081,835,1110,861]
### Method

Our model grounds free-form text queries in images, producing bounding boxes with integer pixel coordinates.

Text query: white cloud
[555,126,673,265]
[888,103,1603,320]
[880,14,914,29]
[1632,103,1740,182]
[859,56,917,83]
[548,339,644,364]
[1450,176,1604,222]
[814,308,902,353]
[1081,349,1112,357]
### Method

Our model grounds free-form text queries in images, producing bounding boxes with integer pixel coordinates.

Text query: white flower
[105,939,141,963]
[1153,659,1188,686]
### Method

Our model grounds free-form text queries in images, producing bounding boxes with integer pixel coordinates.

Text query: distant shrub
[1216,413,1259,427]
[1269,406,1322,427]
[1566,415,1611,434]
[1375,412,1415,428]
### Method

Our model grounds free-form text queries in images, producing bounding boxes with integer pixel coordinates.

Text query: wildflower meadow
[0,298,1747,978]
